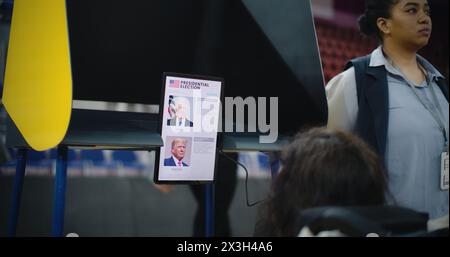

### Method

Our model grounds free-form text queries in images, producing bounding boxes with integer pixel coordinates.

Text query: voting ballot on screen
[154,73,224,184]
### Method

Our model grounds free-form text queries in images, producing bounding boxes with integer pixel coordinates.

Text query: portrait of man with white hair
[167,96,193,127]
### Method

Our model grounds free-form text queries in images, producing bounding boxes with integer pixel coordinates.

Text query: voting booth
[2,0,326,236]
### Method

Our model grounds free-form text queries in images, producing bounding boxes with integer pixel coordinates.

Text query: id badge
[441,152,449,190]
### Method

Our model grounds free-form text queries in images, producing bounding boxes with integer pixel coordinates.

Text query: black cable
[219,150,264,207]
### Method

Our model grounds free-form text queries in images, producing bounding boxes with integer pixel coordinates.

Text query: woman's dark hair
[358,0,399,40]
[255,128,387,237]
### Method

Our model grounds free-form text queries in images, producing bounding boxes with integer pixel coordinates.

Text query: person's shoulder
[325,67,356,98]
[328,67,355,86]
[164,157,176,166]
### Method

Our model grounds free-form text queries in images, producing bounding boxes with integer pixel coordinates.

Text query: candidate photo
[167,96,193,127]
[164,137,191,167]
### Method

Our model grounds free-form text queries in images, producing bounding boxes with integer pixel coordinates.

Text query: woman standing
[327,0,448,219]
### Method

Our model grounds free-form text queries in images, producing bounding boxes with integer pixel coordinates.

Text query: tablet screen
[154,73,223,183]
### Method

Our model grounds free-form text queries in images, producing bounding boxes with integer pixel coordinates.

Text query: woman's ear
[376,17,391,37]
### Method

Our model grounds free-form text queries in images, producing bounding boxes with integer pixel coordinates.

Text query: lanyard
[409,72,448,152]
[391,62,449,152]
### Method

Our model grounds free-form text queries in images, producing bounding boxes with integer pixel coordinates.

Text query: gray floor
[0,175,272,237]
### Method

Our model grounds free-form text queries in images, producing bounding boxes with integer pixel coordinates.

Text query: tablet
[154,73,224,184]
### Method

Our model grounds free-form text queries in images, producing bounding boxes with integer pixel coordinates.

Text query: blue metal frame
[7,148,27,237]
[205,184,215,237]
[52,145,68,237]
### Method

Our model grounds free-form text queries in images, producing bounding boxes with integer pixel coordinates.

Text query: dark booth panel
[67,0,206,105]
[222,0,326,135]
[67,0,326,136]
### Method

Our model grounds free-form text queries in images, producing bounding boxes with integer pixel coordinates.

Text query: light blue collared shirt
[327,46,449,219]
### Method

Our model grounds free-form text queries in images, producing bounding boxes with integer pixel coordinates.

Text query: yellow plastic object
[3,0,72,151]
